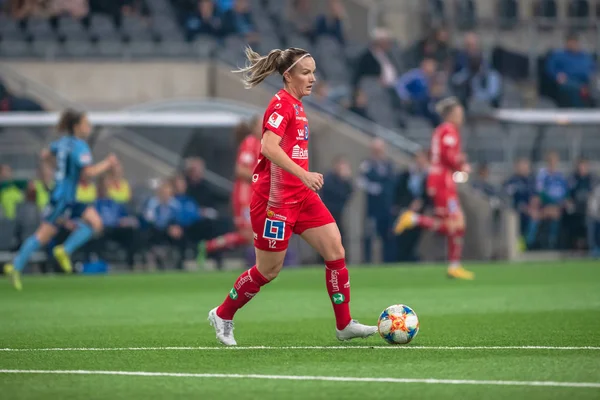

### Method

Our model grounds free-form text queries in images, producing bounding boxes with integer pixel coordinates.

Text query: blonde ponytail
[233,47,284,89]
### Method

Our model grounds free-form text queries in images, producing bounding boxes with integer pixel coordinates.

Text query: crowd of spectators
[0,155,236,272]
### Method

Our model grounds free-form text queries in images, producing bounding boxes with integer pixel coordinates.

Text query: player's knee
[257,261,283,281]
[323,238,345,261]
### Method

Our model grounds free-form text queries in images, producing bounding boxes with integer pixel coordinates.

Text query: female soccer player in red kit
[394,97,475,280]
[208,47,378,346]
[198,118,261,258]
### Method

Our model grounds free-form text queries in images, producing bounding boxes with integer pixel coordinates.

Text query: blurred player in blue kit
[4,110,118,290]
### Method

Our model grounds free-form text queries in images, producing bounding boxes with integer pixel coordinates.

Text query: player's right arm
[78,142,117,178]
[261,131,323,191]
[235,141,256,183]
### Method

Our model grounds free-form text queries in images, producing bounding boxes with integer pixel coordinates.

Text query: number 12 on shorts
[263,219,285,241]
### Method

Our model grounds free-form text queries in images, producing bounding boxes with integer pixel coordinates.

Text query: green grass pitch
[1,261,599,399]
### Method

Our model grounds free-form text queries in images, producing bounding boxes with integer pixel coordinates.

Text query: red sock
[417,215,449,235]
[325,259,352,330]
[448,229,464,265]
[216,266,269,320]
[206,232,250,253]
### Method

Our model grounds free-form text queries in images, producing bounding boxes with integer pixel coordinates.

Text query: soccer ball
[377,304,419,345]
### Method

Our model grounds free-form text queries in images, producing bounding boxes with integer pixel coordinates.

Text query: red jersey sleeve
[440,126,464,172]
[263,102,293,138]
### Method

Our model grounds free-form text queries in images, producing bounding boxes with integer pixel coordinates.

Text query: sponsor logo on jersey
[274,103,282,109]
[229,288,238,300]
[252,174,259,183]
[263,218,285,241]
[293,104,300,115]
[267,112,284,129]
[240,152,254,164]
[80,153,92,164]
[267,210,274,218]
[266,209,287,221]
[296,116,308,122]
[291,145,309,160]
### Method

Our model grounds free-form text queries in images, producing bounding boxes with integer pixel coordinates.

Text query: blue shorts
[42,200,88,226]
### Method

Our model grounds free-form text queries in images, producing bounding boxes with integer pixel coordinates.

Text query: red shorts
[427,184,460,217]
[250,191,335,252]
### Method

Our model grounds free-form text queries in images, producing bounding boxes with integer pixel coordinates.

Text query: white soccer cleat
[208,307,237,346]
[336,319,378,341]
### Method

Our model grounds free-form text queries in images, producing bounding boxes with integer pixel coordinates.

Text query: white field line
[0,369,599,389]
[0,345,599,352]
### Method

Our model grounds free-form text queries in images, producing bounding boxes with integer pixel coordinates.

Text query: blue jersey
[536,168,568,205]
[49,136,92,203]
[503,174,534,210]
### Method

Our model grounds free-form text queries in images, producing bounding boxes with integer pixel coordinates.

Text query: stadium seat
[158,41,191,57]
[0,40,30,58]
[89,14,118,40]
[97,40,125,57]
[25,18,56,41]
[0,218,17,252]
[286,34,312,52]
[57,16,89,41]
[31,40,62,59]
[128,40,157,57]
[191,35,217,58]
[64,39,94,57]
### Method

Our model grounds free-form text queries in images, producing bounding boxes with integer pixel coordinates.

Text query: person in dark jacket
[92,178,139,269]
[321,156,354,245]
[357,138,397,263]
[393,150,429,262]
[565,158,594,249]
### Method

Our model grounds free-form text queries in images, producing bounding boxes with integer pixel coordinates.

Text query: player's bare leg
[301,223,377,340]
[209,248,284,346]
[445,210,474,280]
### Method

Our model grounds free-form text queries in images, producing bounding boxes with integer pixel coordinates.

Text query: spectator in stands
[184,157,228,213]
[471,163,498,198]
[92,177,139,269]
[50,0,89,19]
[412,26,451,69]
[352,28,397,90]
[0,164,24,220]
[214,0,233,13]
[144,180,182,269]
[287,0,313,41]
[394,58,438,122]
[76,175,97,205]
[453,32,482,74]
[347,88,372,121]
[451,52,502,110]
[0,80,44,112]
[33,163,53,211]
[424,76,448,127]
[14,182,40,248]
[546,32,596,108]
[105,161,131,204]
[393,150,429,262]
[221,0,259,45]
[587,183,600,257]
[321,155,353,245]
[184,0,222,41]
[503,158,535,240]
[565,158,594,250]
[314,0,346,46]
[357,138,397,263]
[527,151,569,249]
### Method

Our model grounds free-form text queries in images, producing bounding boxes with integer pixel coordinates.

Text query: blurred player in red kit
[394,97,475,280]
[197,117,261,261]
[208,46,377,345]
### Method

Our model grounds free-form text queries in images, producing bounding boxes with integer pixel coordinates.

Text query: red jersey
[429,122,464,191]
[253,89,310,207]
[232,135,261,207]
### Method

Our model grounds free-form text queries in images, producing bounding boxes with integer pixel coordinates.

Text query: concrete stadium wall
[2,61,210,109]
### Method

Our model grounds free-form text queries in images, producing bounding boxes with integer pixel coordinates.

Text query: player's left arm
[440,131,467,172]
